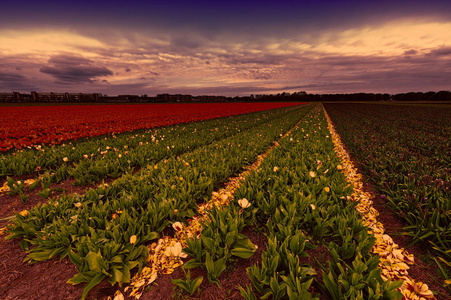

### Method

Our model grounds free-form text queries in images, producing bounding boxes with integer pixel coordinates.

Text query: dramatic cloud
[40,54,113,84]
[1,1,451,95]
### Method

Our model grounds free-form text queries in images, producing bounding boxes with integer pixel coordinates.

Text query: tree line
[1,90,451,103]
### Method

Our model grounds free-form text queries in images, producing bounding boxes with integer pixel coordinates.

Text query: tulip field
[0,102,449,300]
[0,102,299,152]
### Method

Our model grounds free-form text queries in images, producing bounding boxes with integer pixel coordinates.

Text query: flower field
[0,102,301,152]
[0,102,449,299]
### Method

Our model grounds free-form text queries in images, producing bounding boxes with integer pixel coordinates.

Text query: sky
[1,0,451,96]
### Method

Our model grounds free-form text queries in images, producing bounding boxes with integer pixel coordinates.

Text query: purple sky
[1,0,451,96]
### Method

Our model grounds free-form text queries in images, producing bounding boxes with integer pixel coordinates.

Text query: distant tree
[435,90,451,101]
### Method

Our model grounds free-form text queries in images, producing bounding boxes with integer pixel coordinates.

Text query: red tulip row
[0,102,304,152]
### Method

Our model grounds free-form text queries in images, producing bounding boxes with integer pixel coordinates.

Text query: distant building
[195,95,227,102]
[28,92,102,102]
[0,92,31,102]
[1,91,234,103]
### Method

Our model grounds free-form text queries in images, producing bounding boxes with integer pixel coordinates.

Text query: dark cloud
[428,46,451,56]
[0,71,36,91]
[125,68,131,72]
[404,49,418,55]
[0,72,25,82]
[40,53,113,83]
[40,65,113,83]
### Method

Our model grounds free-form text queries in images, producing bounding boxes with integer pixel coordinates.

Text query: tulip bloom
[172,222,183,232]
[130,235,137,244]
[238,198,251,208]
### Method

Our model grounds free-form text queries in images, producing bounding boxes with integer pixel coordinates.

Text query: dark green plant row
[227,106,403,299]
[326,103,450,166]
[0,105,300,184]
[324,103,451,285]
[6,104,313,299]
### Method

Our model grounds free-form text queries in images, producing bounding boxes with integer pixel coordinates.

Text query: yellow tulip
[238,198,251,208]
[172,222,183,232]
[165,242,183,257]
[113,290,125,300]
[130,235,137,244]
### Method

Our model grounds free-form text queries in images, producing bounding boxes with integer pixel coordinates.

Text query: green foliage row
[183,203,258,286]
